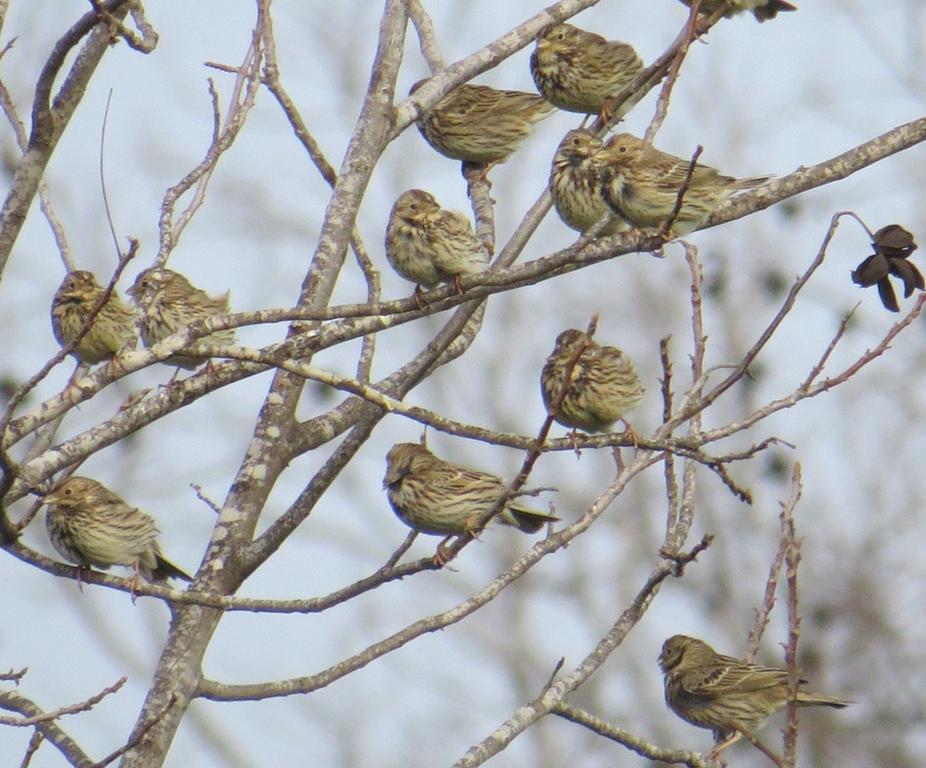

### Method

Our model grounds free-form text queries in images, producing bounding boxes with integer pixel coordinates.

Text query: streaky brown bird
[51,270,135,365]
[411,80,555,165]
[127,267,234,370]
[678,0,798,22]
[596,133,770,236]
[43,476,191,587]
[549,129,627,236]
[385,189,488,290]
[383,442,558,544]
[659,634,850,755]
[530,22,642,116]
[541,328,644,434]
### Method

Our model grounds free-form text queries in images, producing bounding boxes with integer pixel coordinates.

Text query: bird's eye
[618,146,627,153]
[64,488,71,496]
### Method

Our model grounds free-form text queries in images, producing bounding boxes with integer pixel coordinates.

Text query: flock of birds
[35,0,853,756]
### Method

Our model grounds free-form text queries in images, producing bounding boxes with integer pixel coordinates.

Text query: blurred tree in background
[1,1,925,767]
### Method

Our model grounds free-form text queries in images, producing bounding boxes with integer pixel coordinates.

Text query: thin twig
[405,0,446,71]
[0,677,126,727]
[553,703,716,768]
[645,1,710,141]
[0,668,27,684]
[746,536,787,662]
[662,147,703,237]
[801,304,857,388]
[3,536,440,612]
[92,695,176,768]
[0,0,135,272]
[782,464,803,767]
[19,729,43,768]
[660,336,680,532]
[157,24,262,260]
[0,74,72,267]
[89,0,158,52]
[678,213,839,423]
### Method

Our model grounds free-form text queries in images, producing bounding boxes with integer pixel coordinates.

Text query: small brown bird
[541,328,644,435]
[596,133,769,236]
[385,189,489,290]
[127,267,234,370]
[51,270,135,365]
[411,80,556,165]
[383,442,558,552]
[530,22,643,116]
[43,476,191,588]
[659,635,850,755]
[678,0,797,22]
[548,129,627,236]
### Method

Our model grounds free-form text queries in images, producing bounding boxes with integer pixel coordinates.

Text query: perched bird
[541,328,644,435]
[43,476,191,588]
[678,0,797,22]
[411,80,556,165]
[385,189,489,290]
[659,635,850,755]
[596,133,769,236]
[549,129,627,236]
[127,267,234,370]
[530,22,643,117]
[383,442,558,553]
[51,270,135,365]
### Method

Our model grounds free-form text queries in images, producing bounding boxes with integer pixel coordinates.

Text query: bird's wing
[683,656,790,696]
[441,210,477,239]
[431,463,501,496]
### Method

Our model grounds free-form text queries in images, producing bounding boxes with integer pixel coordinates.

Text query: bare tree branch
[553,703,716,768]
[0,0,138,274]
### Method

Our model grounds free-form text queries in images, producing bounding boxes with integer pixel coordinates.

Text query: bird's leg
[706,731,743,760]
[657,220,677,245]
[570,428,583,459]
[620,418,640,450]
[102,355,127,380]
[129,562,142,604]
[412,285,427,312]
[462,160,495,186]
[474,163,495,185]
[157,366,186,395]
[434,535,456,567]
[462,513,485,540]
[714,725,781,765]
[626,225,654,256]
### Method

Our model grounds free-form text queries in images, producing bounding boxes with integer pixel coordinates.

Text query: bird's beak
[383,464,405,488]
[40,490,59,505]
